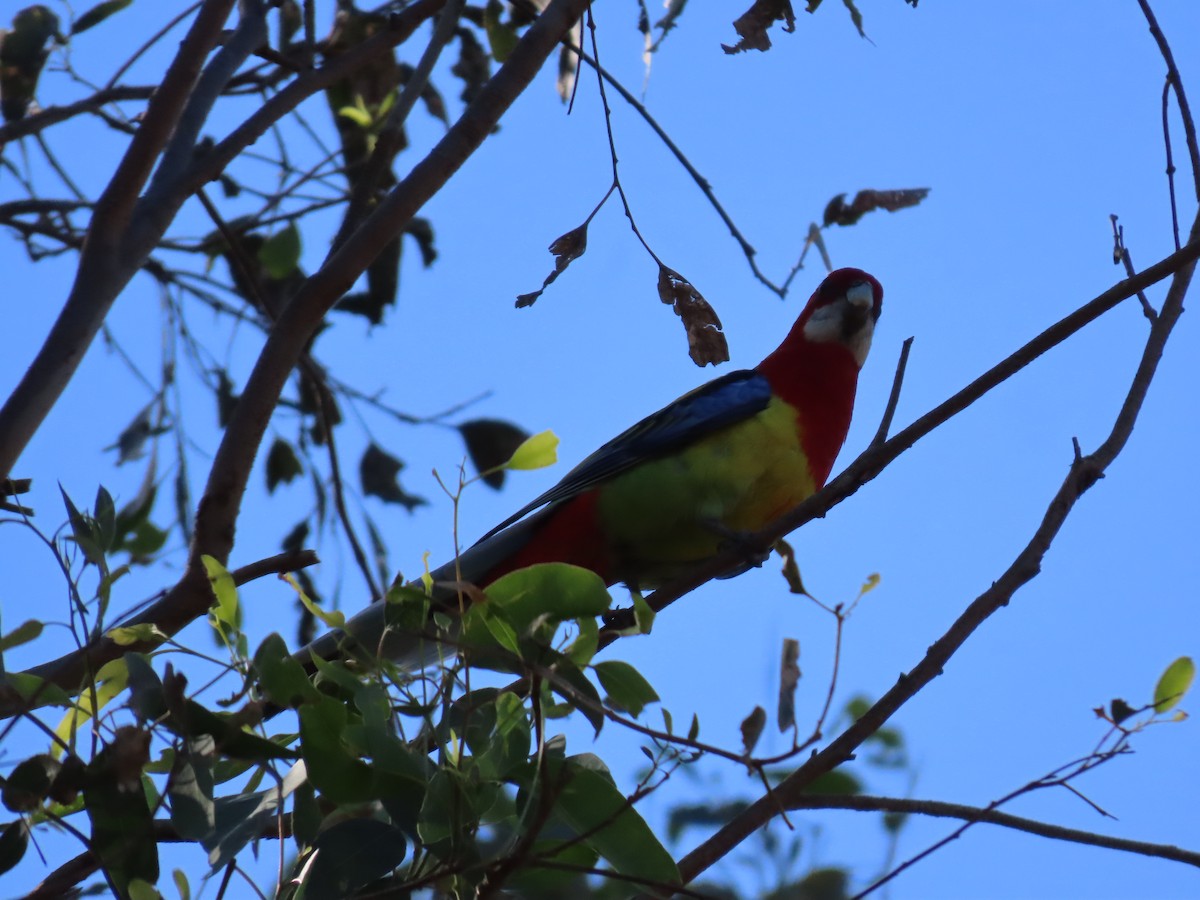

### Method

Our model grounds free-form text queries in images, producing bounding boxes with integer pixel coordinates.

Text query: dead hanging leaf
[655,0,690,43]
[804,221,833,272]
[823,188,931,228]
[359,443,427,511]
[722,0,795,55]
[458,418,531,489]
[516,223,589,308]
[451,28,491,104]
[105,403,163,465]
[657,266,729,366]
[778,638,801,733]
[740,705,767,756]
[774,538,808,595]
[0,5,64,122]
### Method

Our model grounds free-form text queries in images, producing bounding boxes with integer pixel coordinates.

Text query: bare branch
[600,235,1200,648]
[0,0,238,480]
[0,0,592,719]
[668,211,1200,891]
[790,795,1200,870]
[1137,0,1200,203]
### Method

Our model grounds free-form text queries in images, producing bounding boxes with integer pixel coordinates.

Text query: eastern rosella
[303,267,881,665]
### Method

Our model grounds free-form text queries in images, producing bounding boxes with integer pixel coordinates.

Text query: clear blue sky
[3,2,1198,897]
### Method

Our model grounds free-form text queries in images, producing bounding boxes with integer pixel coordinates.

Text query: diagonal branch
[667,211,1200,892]
[0,0,593,720]
[0,0,238,480]
[598,234,1200,651]
[790,795,1200,870]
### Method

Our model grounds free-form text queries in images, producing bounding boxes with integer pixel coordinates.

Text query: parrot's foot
[702,519,771,576]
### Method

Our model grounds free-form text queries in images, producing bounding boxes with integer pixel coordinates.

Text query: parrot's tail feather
[291,509,552,673]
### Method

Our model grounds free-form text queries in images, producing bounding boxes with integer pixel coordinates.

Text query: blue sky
[3,1,1199,896]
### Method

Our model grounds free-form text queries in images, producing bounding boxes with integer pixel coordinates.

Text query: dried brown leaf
[778,638,802,733]
[740,705,767,755]
[516,223,589,308]
[823,188,931,228]
[775,538,808,595]
[657,266,729,366]
[722,0,795,55]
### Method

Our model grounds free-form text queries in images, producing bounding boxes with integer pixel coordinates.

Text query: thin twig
[666,209,1200,893]
[1137,0,1200,204]
[869,337,913,447]
[1109,215,1157,319]
[1162,79,1182,251]
[788,794,1200,870]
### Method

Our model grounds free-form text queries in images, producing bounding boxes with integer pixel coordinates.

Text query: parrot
[299,267,882,668]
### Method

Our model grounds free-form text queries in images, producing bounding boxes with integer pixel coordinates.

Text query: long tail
[292,508,555,671]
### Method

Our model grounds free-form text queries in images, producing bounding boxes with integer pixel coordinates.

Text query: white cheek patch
[802,302,875,367]
[845,317,874,367]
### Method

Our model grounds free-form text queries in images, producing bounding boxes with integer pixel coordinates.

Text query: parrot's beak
[845,280,877,319]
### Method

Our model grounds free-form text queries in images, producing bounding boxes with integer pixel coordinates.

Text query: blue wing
[477,368,772,541]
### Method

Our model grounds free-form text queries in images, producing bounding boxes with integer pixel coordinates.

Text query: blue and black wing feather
[477,369,772,541]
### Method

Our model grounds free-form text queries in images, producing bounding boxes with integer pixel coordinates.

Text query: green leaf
[127,879,160,900]
[504,429,558,471]
[1154,656,1195,713]
[594,661,659,717]
[546,754,679,885]
[1,673,71,710]
[794,866,850,900]
[506,839,599,895]
[106,623,167,647]
[258,223,302,279]
[799,769,862,796]
[254,633,320,709]
[71,0,133,35]
[337,101,372,128]
[169,737,215,841]
[566,616,599,666]
[200,555,239,630]
[2,754,60,812]
[483,0,519,62]
[59,485,105,565]
[94,485,116,551]
[265,438,303,493]
[486,563,612,629]
[172,869,190,900]
[0,619,42,654]
[84,729,159,893]
[632,591,655,634]
[0,820,30,876]
[476,694,531,780]
[205,764,308,869]
[418,768,472,846]
[547,656,606,736]
[458,418,530,489]
[285,572,345,629]
[291,781,321,849]
[301,819,408,897]
[55,657,129,749]
[298,698,375,804]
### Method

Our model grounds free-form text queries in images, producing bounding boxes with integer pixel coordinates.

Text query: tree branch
[0,0,592,720]
[791,795,1200,870]
[0,0,237,481]
[599,235,1200,650]
[667,212,1200,892]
